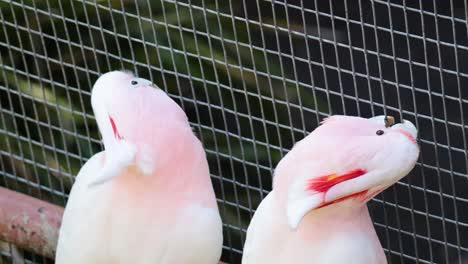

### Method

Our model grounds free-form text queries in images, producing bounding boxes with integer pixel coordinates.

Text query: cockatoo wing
[55,152,107,263]
[242,192,284,264]
[56,152,223,264]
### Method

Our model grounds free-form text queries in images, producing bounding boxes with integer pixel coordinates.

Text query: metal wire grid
[0,0,467,263]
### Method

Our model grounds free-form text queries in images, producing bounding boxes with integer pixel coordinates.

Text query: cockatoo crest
[282,115,419,229]
[88,71,189,186]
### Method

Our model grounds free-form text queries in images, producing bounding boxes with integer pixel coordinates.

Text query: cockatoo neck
[93,103,119,150]
[306,199,367,220]
[297,201,375,238]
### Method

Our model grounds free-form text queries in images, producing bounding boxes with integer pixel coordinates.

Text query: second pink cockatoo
[55,71,223,263]
[242,115,419,264]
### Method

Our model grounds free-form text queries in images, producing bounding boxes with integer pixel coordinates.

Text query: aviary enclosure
[0,0,467,263]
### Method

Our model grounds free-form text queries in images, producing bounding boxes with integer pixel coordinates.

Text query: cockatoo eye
[376,130,384,136]
[130,78,153,87]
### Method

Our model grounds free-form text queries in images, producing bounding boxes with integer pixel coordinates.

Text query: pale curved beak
[392,120,418,143]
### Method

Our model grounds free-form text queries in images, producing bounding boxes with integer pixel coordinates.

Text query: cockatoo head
[279,115,420,229]
[91,71,187,151]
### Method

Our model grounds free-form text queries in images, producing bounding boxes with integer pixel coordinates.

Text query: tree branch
[0,187,63,259]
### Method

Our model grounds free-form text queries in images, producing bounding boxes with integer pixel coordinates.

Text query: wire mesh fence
[0,0,467,263]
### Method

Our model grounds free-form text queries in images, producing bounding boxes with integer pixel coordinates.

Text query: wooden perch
[0,187,228,263]
[0,187,63,259]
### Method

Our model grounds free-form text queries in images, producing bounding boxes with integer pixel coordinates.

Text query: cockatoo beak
[392,120,418,144]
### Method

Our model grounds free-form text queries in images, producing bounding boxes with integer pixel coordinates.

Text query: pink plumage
[242,115,419,264]
[56,71,223,263]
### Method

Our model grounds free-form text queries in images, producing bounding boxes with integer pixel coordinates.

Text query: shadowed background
[0,0,467,263]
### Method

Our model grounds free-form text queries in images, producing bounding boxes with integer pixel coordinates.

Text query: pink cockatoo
[55,71,223,263]
[242,115,419,264]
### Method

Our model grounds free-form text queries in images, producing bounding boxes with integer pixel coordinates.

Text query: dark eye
[131,80,138,85]
[376,130,384,136]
